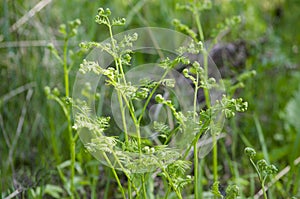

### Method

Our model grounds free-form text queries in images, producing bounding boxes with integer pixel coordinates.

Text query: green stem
[128,179,132,199]
[249,158,262,181]
[119,92,140,151]
[194,9,204,42]
[106,20,130,144]
[107,19,127,86]
[193,0,211,107]
[109,145,140,196]
[194,141,199,199]
[262,176,268,199]
[63,39,69,98]
[136,124,142,153]
[193,69,200,199]
[202,51,211,107]
[103,153,126,199]
[63,38,76,198]
[117,59,127,85]
[108,21,141,151]
[91,172,98,199]
[105,22,143,198]
[137,70,169,125]
[118,91,141,151]
[142,174,147,199]
[117,92,129,143]
[164,187,171,199]
[67,114,75,197]
[249,158,268,198]
[182,119,209,160]
[103,168,112,199]
[212,134,217,182]
[161,167,182,199]
[193,74,199,121]
[194,1,216,183]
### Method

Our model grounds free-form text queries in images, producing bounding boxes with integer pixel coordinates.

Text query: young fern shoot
[74,4,249,198]
[245,147,278,199]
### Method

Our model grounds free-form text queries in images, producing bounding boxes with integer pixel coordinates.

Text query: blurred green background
[1,0,300,198]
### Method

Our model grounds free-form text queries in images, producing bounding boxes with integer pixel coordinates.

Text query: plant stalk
[193,72,200,199]
[103,153,127,199]
[63,38,76,198]
[193,0,217,195]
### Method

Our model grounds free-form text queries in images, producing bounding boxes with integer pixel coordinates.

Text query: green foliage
[211,182,239,199]
[244,147,278,199]
[162,160,193,190]
[211,181,223,198]
[217,95,248,119]
[2,0,300,198]
[225,185,239,199]
[71,4,252,199]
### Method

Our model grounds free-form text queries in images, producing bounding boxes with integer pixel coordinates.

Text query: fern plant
[72,3,251,199]
[244,147,278,199]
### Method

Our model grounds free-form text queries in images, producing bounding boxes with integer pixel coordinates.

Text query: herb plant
[73,4,248,199]
[244,147,278,199]
[2,1,300,199]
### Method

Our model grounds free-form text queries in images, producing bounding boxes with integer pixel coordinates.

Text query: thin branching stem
[128,180,132,199]
[105,19,143,197]
[62,37,76,198]
[105,18,132,145]
[249,157,268,199]
[137,70,169,125]
[164,186,171,199]
[262,176,268,199]
[142,175,147,198]
[63,39,69,98]
[193,1,216,187]
[193,71,200,199]
[102,153,127,199]
[108,146,139,195]
[161,167,183,199]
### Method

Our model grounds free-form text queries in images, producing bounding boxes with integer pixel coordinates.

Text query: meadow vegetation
[1,0,300,198]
